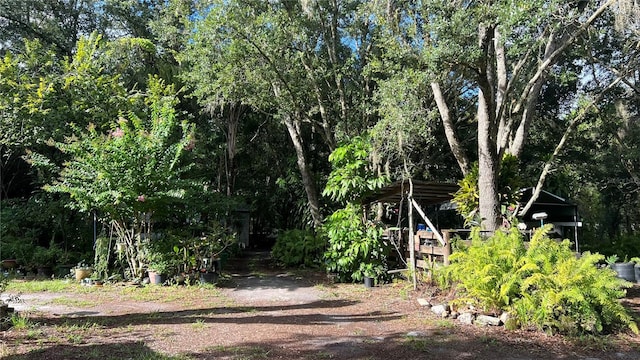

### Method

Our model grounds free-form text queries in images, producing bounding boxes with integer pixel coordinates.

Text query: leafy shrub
[438,226,638,335]
[452,154,522,226]
[322,203,390,282]
[441,227,526,312]
[271,229,325,268]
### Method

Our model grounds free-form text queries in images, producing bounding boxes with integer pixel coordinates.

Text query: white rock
[499,311,510,325]
[458,312,474,325]
[476,314,501,326]
[430,304,449,316]
[417,298,431,307]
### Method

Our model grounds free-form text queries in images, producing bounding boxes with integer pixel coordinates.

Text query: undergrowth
[270,229,325,268]
[436,225,638,335]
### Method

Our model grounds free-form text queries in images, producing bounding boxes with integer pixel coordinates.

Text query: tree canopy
[1,0,639,265]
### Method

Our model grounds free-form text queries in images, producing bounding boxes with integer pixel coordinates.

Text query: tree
[0,0,163,57]
[0,35,131,198]
[34,77,195,279]
[373,0,625,230]
[182,0,375,228]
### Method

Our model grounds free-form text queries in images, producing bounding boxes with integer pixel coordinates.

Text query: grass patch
[191,318,206,330]
[50,297,98,308]
[10,313,34,329]
[404,336,432,352]
[114,284,224,304]
[434,319,454,329]
[6,279,81,293]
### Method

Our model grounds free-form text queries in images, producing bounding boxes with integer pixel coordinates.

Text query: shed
[517,188,582,250]
[363,179,459,289]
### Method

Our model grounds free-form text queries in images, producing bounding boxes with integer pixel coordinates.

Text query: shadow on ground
[21,298,404,329]
[2,341,174,360]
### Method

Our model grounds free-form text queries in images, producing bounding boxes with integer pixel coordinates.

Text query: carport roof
[362,179,459,205]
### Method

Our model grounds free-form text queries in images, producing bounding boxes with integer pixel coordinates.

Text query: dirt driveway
[1,252,640,360]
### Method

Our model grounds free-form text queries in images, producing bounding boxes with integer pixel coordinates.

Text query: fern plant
[511,231,637,335]
[438,225,638,335]
[446,227,527,313]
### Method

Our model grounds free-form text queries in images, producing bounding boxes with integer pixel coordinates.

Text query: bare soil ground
[1,251,640,360]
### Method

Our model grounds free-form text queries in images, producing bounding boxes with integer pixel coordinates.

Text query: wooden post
[410,198,445,246]
[443,230,451,265]
[408,180,416,290]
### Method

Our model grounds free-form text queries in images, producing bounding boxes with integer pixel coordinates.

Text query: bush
[271,229,325,268]
[438,226,638,335]
[322,203,390,282]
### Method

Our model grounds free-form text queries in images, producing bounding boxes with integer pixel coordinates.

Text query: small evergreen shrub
[437,226,638,335]
[271,229,326,268]
[322,203,390,282]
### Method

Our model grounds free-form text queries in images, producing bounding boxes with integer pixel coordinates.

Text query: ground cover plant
[437,226,638,335]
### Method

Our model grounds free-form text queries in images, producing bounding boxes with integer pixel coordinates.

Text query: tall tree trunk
[224,102,244,196]
[478,88,501,230]
[431,81,470,175]
[283,114,323,228]
[478,24,501,231]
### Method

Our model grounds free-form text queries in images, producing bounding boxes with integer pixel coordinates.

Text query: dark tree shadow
[1,341,179,360]
[22,299,406,329]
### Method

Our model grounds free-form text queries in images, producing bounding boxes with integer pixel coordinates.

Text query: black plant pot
[364,276,374,288]
[200,271,219,284]
[611,262,636,282]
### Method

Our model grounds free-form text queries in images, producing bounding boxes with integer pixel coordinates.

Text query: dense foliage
[452,154,523,226]
[322,203,389,282]
[321,137,390,282]
[271,229,325,268]
[33,77,195,278]
[0,1,639,297]
[438,226,638,335]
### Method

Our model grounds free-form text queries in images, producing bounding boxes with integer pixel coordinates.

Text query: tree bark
[477,87,501,230]
[477,24,501,231]
[431,81,470,175]
[283,114,323,228]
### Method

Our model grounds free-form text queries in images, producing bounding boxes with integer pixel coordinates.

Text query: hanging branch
[519,76,623,216]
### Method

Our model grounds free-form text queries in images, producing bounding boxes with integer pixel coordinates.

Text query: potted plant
[360,263,383,288]
[147,257,173,285]
[144,235,180,285]
[606,255,636,282]
[74,260,93,281]
[191,222,237,284]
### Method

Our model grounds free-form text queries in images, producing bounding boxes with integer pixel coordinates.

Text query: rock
[417,298,431,307]
[458,312,474,325]
[431,304,449,317]
[476,314,501,326]
[449,311,459,319]
[499,311,510,325]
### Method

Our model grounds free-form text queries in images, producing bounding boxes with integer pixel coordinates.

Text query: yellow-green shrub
[437,226,638,335]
